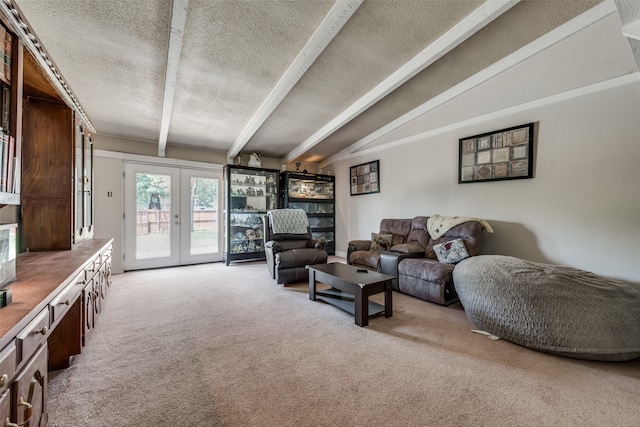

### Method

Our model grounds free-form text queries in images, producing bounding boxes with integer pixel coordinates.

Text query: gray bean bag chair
[453,255,640,361]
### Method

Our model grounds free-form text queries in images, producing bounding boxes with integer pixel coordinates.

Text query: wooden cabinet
[0,239,112,426]
[81,281,95,346]
[21,97,73,251]
[0,340,16,426]
[12,343,47,427]
[48,271,83,371]
[12,342,47,427]
[0,388,10,427]
[1,310,49,427]
[21,97,94,251]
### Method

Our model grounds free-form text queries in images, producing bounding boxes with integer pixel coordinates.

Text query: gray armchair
[264,210,328,285]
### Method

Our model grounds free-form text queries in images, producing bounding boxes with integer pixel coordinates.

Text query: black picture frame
[459,122,534,184]
[350,160,379,196]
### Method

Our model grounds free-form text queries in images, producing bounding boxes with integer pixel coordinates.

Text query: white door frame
[123,162,223,270]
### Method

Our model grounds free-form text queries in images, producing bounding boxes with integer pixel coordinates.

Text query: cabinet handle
[18,397,32,426]
[58,299,71,306]
[31,327,47,336]
[4,417,18,427]
[0,373,7,387]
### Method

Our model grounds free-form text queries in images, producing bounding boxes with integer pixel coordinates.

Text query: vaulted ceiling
[6,0,639,167]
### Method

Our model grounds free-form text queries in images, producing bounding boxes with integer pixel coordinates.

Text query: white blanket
[267,209,309,234]
[427,214,494,240]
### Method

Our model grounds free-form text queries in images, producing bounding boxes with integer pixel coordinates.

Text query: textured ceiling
[10,0,636,166]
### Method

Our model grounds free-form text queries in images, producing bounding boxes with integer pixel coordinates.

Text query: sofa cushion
[433,238,470,264]
[406,216,430,249]
[370,233,392,251]
[379,218,411,246]
[276,248,327,269]
[426,221,483,259]
[389,243,424,254]
[398,258,454,286]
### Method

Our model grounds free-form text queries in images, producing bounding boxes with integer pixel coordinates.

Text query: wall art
[459,123,534,184]
[350,160,379,196]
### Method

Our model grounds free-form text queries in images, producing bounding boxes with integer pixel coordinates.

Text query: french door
[123,163,223,270]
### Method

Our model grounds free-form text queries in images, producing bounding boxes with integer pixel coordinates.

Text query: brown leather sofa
[347,216,484,305]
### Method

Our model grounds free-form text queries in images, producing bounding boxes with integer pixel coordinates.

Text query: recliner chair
[264,209,328,285]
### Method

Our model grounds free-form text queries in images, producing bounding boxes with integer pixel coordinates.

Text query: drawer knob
[32,327,47,336]
[58,299,71,306]
[0,373,7,387]
[4,417,19,427]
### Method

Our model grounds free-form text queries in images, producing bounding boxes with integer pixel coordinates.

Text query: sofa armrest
[346,239,372,265]
[348,239,372,251]
[265,240,283,254]
[379,251,425,291]
[307,239,326,250]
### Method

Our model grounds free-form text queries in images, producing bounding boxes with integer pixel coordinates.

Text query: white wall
[327,80,640,285]
[94,156,124,273]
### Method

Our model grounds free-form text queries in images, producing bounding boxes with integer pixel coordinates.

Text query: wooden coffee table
[308,262,393,326]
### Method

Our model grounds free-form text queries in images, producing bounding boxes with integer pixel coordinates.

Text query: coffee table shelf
[316,288,386,318]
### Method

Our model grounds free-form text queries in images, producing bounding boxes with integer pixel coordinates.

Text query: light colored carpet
[47,260,640,426]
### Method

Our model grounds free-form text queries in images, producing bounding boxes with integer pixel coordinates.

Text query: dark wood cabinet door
[20,198,72,251]
[21,97,73,251]
[22,98,72,199]
[12,343,47,427]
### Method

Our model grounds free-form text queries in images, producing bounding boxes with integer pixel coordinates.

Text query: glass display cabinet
[223,165,279,265]
[280,172,335,254]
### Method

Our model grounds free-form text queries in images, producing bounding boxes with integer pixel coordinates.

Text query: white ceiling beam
[158,0,188,157]
[622,20,640,40]
[324,73,639,166]
[284,0,521,164]
[226,0,364,163]
[320,0,618,167]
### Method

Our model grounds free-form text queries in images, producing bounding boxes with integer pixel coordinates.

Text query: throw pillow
[433,238,470,264]
[370,233,392,251]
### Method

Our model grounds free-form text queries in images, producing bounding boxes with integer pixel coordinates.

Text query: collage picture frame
[350,160,379,196]
[458,123,534,184]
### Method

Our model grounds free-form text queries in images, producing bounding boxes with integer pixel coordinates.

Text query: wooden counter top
[0,238,113,350]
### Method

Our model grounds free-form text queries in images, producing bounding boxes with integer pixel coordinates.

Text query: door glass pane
[189,176,218,255]
[135,173,171,259]
[75,126,84,229]
[84,136,93,228]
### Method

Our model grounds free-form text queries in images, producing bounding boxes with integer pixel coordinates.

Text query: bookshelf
[0,19,17,205]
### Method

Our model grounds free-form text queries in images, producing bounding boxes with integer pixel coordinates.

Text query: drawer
[101,246,112,263]
[84,256,100,282]
[0,388,10,426]
[16,308,49,367]
[50,272,85,330]
[0,341,16,393]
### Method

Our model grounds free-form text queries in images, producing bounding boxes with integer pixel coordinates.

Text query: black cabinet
[280,172,335,255]
[223,165,279,265]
